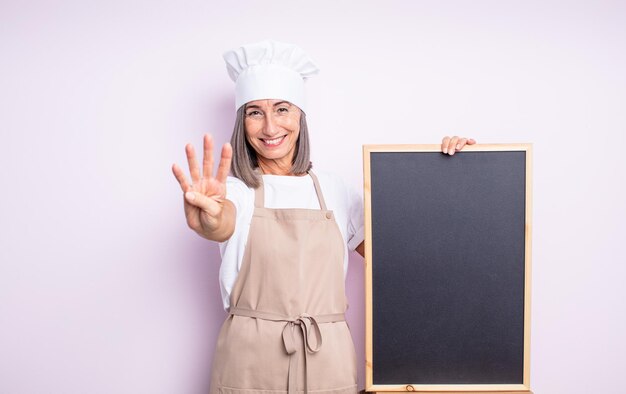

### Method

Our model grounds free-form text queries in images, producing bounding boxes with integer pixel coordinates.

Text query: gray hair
[230,106,312,188]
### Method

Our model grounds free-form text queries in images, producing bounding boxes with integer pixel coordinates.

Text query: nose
[262,112,279,137]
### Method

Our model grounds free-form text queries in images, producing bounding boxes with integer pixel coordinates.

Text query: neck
[257,157,293,176]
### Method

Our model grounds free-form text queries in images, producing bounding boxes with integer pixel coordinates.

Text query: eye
[246,110,262,117]
[277,107,289,113]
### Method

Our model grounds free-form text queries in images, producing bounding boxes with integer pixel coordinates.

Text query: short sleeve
[218,176,252,258]
[224,176,250,218]
[346,183,365,251]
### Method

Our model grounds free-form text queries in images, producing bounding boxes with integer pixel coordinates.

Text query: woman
[172,40,475,394]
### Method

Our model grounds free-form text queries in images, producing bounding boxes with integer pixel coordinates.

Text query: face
[244,99,301,164]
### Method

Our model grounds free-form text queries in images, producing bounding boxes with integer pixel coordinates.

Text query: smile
[261,136,286,147]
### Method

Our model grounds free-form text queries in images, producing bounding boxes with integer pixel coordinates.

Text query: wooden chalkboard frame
[363,144,533,393]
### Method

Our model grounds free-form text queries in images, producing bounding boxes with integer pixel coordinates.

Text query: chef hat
[223,39,319,112]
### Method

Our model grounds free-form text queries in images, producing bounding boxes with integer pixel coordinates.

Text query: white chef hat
[222,39,319,112]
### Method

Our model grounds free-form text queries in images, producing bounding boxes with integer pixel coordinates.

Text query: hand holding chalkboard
[440,136,477,155]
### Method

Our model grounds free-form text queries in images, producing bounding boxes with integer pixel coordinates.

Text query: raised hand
[172,134,235,241]
[441,136,476,156]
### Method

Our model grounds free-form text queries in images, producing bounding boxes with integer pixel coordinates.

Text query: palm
[185,176,227,232]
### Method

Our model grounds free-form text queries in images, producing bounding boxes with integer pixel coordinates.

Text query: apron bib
[209,171,358,394]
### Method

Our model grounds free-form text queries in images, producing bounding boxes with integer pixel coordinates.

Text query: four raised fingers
[176,134,231,190]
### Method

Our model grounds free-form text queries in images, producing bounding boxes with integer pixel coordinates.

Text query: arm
[172,133,236,242]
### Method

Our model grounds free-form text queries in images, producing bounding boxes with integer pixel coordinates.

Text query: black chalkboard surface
[363,145,532,393]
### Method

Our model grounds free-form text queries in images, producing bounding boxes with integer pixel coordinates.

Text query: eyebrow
[245,101,292,110]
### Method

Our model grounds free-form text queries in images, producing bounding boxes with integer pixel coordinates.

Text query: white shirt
[218,170,364,311]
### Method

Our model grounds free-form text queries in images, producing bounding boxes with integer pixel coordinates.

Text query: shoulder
[225,176,254,208]
[310,169,356,210]
[313,168,363,212]
[311,169,349,193]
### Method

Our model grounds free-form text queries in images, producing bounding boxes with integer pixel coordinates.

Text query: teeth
[264,136,284,145]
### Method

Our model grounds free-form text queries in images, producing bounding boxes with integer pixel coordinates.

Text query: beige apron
[209,171,358,394]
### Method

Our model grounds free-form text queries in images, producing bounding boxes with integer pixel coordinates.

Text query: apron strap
[308,171,328,211]
[254,174,265,208]
[229,306,345,394]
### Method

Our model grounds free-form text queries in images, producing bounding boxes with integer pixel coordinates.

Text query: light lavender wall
[1,1,625,393]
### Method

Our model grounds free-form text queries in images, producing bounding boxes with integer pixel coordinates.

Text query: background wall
[1,1,625,393]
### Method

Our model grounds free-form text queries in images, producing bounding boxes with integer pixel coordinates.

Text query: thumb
[185,191,221,216]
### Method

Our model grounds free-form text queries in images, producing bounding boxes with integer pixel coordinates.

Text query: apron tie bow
[281,314,323,394]
[229,306,345,394]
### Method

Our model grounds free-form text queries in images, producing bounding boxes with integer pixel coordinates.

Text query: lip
[260,135,286,148]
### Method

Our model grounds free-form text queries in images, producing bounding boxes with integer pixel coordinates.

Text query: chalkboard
[363,144,532,393]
